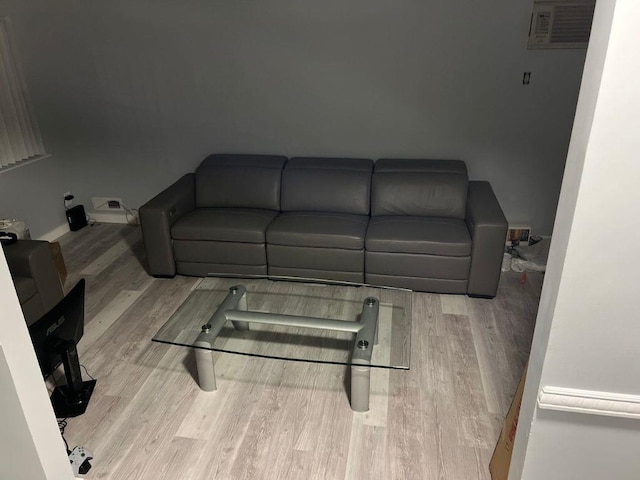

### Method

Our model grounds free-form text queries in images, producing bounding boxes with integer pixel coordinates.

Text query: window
[0,17,46,171]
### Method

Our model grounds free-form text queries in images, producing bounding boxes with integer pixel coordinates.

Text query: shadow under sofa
[139,154,507,297]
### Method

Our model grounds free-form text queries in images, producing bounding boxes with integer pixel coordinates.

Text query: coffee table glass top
[153,277,412,370]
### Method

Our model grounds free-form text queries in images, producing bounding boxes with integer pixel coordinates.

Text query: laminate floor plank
[85,347,200,479]
[78,282,153,355]
[51,224,543,480]
[445,314,502,450]
[187,358,285,480]
[468,298,523,415]
[80,240,153,321]
[387,406,438,480]
[58,223,132,271]
[285,364,353,479]
[145,436,208,480]
[226,383,290,480]
[80,229,142,276]
[440,294,469,316]
[345,422,389,480]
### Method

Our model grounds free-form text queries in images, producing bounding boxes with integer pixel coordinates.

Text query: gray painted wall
[0,0,586,238]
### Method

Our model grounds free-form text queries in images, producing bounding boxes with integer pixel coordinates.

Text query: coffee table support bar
[193,285,380,411]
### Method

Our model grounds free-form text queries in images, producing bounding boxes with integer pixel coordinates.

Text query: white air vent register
[528,0,595,49]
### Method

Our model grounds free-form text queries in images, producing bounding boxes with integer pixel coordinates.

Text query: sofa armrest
[3,240,64,313]
[465,181,508,297]
[139,173,196,276]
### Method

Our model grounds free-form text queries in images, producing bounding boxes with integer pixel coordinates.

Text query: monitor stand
[50,341,96,418]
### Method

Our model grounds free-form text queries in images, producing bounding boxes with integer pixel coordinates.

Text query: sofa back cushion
[371,159,468,218]
[281,157,373,215]
[195,154,287,210]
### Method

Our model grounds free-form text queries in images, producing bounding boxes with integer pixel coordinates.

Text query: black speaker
[66,205,88,231]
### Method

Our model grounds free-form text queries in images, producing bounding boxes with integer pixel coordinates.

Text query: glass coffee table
[152,277,412,411]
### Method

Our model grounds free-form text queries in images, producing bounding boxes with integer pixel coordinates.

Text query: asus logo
[46,316,65,336]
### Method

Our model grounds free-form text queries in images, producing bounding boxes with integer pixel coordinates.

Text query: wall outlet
[92,197,124,211]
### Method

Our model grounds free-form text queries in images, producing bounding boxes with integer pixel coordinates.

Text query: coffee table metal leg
[349,296,379,412]
[351,361,371,412]
[231,288,250,332]
[191,285,249,391]
[194,340,217,391]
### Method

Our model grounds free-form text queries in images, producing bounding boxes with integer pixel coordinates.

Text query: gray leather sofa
[140,154,507,297]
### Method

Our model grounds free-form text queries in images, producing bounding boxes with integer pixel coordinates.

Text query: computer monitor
[28,279,96,418]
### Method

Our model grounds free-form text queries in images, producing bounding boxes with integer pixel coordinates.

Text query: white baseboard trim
[538,386,640,420]
[34,213,138,242]
[90,212,138,225]
[38,223,69,242]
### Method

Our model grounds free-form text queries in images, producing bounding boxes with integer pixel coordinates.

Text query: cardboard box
[489,366,527,480]
[49,241,67,286]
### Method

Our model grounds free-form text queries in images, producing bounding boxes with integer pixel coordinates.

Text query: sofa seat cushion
[267,212,369,250]
[12,275,38,304]
[366,216,472,257]
[171,208,278,243]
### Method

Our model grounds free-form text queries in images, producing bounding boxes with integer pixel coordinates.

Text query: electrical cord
[91,200,138,225]
[92,201,110,210]
[87,201,109,227]
[65,197,138,225]
[121,203,139,226]
[63,194,74,211]
[80,364,95,381]
[55,365,95,455]
[50,363,95,392]
[58,418,71,454]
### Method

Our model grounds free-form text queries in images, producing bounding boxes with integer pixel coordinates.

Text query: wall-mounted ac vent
[528,0,595,49]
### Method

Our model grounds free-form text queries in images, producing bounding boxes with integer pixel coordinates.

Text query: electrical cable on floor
[80,364,95,381]
[58,418,71,454]
[121,203,139,226]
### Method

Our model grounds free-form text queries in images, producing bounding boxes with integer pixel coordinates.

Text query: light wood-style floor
[56,223,542,480]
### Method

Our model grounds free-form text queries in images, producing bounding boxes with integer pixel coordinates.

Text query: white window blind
[0,17,45,170]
